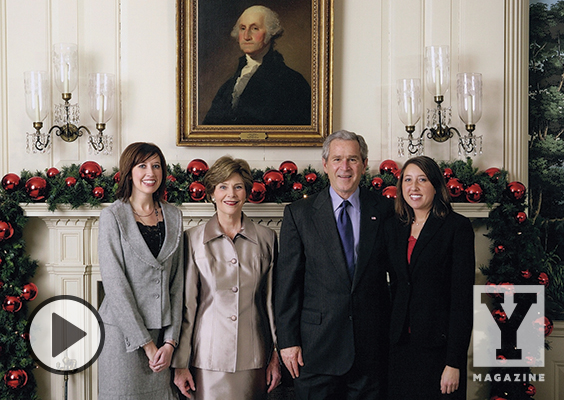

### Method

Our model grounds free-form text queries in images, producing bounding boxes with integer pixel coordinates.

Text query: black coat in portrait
[202,48,311,125]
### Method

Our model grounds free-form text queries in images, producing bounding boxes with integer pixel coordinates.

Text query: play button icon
[27,295,105,375]
[52,312,87,358]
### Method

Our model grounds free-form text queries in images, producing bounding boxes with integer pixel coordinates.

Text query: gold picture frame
[176,0,333,147]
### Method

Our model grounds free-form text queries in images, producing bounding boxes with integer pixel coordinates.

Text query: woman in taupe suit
[172,156,281,400]
[98,142,184,400]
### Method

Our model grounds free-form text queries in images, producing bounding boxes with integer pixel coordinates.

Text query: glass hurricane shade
[88,73,115,124]
[397,79,422,126]
[24,71,49,122]
[457,73,482,125]
[52,43,78,94]
[425,45,450,96]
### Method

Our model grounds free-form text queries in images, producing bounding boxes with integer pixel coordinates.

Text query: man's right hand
[280,346,304,379]
[174,368,196,398]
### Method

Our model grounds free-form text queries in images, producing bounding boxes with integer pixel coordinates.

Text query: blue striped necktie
[337,200,355,280]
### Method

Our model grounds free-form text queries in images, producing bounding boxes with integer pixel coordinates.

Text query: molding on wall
[504,0,529,185]
[1,0,7,173]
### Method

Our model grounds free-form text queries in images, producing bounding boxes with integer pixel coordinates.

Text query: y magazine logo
[473,285,545,368]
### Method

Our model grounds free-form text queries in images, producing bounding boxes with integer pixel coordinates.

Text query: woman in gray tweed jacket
[98,142,184,400]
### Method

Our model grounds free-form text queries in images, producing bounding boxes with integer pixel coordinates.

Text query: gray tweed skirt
[98,323,178,400]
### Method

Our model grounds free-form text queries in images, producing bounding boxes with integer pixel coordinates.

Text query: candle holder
[24,44,115,154]
[24,71,51,153]
[397,46,483,157]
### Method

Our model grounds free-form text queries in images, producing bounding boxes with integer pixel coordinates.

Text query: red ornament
[113,172,121,183]
[0,221,14,242]
[0,280,3,289]
[382,186,397,199]
[20,332,30,341]
[79,161,103,181]
[443,168,453,180]
[524,384,536,396]
[187,159,209,177]
[506,181,526,201]
[65,177,77,187]
[492,309,507,323]
[521,269,532,279]
[496,354,508,365]
[92,186,105,199]
[166,174,176,182]
[371,177,384,190]
[2,296,22,313]
[379,160,399,176]
[25,176,47,200]
[305,173,317,183]
[188,182,206,201]
[20,283,38,301]
[494,244,505,254]
[292,182,303,191]
[535,316,554,336]
[263,170,285,190]
[538,272,549,286]
[279,161,298,176]
[46,167,60,178]
[446,178,464,198]
[248,182,266,204]
[465,183,483,203]
[515,211,527,224]
[3,369,28,390]
[1,173,22,193]
[485,167,501,180]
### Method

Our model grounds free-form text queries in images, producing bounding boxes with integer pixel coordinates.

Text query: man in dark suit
[275,130,391,399]
[202,5,311,125]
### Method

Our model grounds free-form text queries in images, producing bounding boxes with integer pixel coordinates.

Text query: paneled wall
[1,0,527,180]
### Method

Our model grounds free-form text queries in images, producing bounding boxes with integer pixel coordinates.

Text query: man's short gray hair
[321,130,369,162]
[231,5,284,44]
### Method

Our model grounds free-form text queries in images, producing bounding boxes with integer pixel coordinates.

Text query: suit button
[154,294,160,299]
[231,258,237,264]
[231,315,237,321]
[349,316,353,321]
[156,279,161,284]
[232,287,238,293]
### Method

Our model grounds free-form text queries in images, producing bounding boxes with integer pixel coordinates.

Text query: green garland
[0,196,39,399]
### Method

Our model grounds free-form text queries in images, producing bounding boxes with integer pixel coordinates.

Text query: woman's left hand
[440,365,460,394]
[266,350,282,393]
[149,343,174,373]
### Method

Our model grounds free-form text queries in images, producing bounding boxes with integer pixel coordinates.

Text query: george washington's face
[236,9,269,58]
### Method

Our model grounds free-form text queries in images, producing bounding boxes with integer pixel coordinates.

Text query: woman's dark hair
[115,142,167,202]
[395,155,452,224]
[203,156,253,207]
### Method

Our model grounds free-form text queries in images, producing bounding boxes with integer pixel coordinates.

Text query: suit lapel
[395,220,412,281]
[352,189,382,289]
[113,200,177,269]
[409,215,446,273]
[312,188,351,287]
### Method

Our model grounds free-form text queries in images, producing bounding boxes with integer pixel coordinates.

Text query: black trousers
[293,362,386,400]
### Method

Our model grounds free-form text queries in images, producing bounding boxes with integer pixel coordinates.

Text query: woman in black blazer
[385,156,475,399]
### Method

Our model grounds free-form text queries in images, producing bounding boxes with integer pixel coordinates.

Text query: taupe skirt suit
[172,213,278,400]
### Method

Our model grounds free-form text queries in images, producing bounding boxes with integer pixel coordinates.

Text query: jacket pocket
[301,309,322,325]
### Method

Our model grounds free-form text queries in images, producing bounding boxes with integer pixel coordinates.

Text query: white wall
[1,0,527,179]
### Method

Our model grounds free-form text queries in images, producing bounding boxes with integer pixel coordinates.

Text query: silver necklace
[131,202,158,218]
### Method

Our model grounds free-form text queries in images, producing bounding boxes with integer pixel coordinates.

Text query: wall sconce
[397,45,483,157]
[24,43,114,155]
